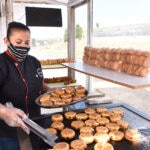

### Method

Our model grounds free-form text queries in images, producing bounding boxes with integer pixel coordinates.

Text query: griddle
[28,102,150,150]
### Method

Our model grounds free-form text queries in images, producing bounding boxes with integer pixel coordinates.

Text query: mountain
[94,23,150,37]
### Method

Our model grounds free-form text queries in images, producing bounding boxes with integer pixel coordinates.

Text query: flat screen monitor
[25,7,62,27]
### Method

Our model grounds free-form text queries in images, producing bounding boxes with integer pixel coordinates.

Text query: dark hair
[7,21,30,40]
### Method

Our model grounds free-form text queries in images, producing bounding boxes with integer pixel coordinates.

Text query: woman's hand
[0,105,30,134]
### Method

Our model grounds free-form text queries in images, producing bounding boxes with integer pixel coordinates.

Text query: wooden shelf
[42,64,66,69]
[61,61,150,89]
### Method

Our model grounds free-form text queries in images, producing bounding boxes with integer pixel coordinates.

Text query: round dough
[70,139,87,150]
[94,142,114,150]
[109,113,122,122]
[117,120,129,129]
[84,108,96,114]
[105,122,120,131]
[85,119,99,128]
[53,142,69,150]
[46,127,57,135]
[79,132,94,144]
[96,117,110,125]
[51,121,64,131]
[76,113,88,121]
[125,129,140,143]
[94,132,110,143]
[109,130,124,141]
[71,120,85,130]
[64,111,76,120]
[61,128,75,140]
[51,113,63,122]
[80,126,95,135]
[95,126,109,133]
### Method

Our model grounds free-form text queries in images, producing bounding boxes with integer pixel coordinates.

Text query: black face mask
[8,43,30,61]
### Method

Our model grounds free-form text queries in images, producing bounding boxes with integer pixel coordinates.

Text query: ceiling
[13,0,87,6]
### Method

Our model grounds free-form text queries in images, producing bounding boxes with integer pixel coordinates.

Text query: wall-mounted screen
[25,7,62,27]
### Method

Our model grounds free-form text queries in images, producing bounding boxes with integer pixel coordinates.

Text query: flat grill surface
[30,103,150,150]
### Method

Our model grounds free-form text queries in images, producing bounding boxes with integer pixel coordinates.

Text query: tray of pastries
[35,86,88,108]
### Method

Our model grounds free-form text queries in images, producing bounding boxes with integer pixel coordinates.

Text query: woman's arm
[41,81,54,93]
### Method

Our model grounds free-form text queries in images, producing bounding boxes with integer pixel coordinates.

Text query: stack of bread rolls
[83,46,150,77]
[40,58,75,65]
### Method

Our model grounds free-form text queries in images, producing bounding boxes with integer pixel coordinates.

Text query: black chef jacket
[0,51,43,138]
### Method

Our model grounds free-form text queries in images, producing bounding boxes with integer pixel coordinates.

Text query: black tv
[25,7,62,27]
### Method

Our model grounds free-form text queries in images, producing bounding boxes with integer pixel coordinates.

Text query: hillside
[94,23,150,37]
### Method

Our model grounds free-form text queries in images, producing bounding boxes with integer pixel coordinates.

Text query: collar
[6,50,19,62]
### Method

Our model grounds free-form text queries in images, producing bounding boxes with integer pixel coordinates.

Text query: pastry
[94,142,114,150]
[51,113,63,122]
[80,126,95,135]
[125,129,140,143]
[89,112,101,120]
[113,109,124,116]
[46,127,57,135]
[109,113,122,122]
[64,111,76,120]
[96,117,110,125]
[62,97,72,103]
[79,132,94,144]
[71,120,85,130]
[76,113,88,121]
[53,142,69,150]
[61,128,75,140]
[54,88,65,95]
[72,95,81,101]
[51,121,64,130]
[95,126,109,133]
[75,86,86,94]
[105,122,120,131]
[85,119,99,128]
[96,107,108,113]
[39,94,50,103]
[84,108,96,114]
[94,132,110,143]
[109,130,124,141]
[117,120,129,129]
[101,111,112,118]
[65,86,75,94]
[70,139,87,150]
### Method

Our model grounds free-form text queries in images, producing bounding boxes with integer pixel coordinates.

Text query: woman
[0,21,52,150]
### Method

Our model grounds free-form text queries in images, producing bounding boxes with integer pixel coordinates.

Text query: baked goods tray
[35,90,105,109]
[29,102,150,150]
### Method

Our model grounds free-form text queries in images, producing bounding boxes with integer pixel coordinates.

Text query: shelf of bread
[44,76,76,85]
[40,58,76,69]
[61,46,150,89]
[61,61,150,89]
[42,64,66,69]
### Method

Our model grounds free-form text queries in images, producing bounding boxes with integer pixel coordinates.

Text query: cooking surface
[29,102,150,150]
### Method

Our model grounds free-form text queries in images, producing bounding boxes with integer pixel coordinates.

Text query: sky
[75,0,150,27]
[92,0,150,26]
